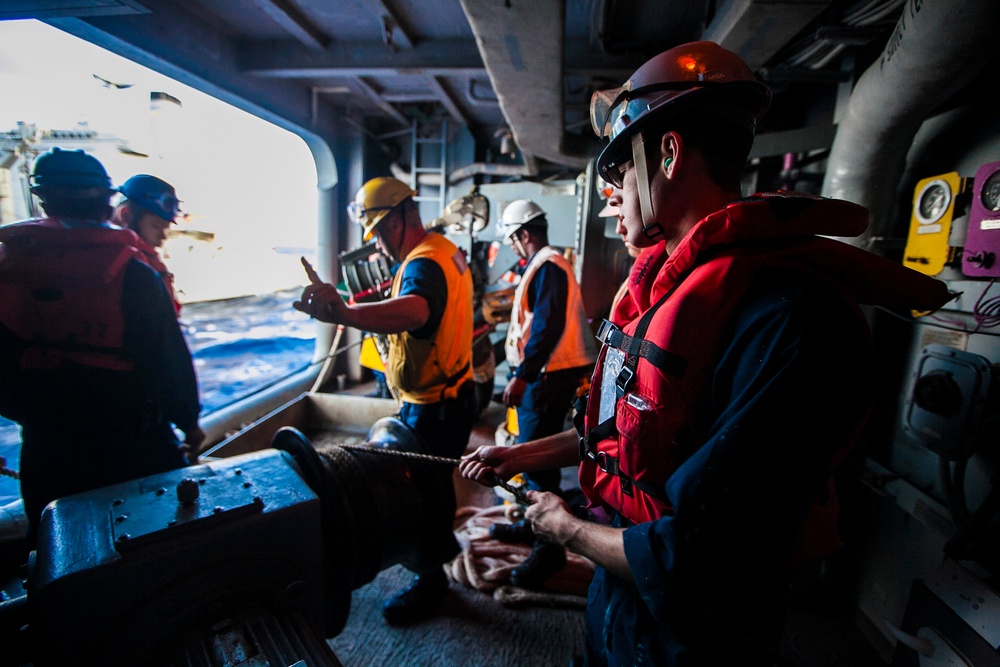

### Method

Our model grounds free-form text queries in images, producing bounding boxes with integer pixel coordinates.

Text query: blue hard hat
[30,148,114,192]
[118,174,181,222]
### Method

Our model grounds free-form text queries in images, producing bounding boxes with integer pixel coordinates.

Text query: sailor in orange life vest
[293,176,476,627]
[488,199,597,588]
[113,174,183,314]
[0,149,204,549]
[459,41,954,666]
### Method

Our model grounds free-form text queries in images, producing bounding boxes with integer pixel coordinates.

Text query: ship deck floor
[325,388,886,667]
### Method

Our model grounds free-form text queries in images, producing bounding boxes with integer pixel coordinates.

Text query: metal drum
[271,417,455,634]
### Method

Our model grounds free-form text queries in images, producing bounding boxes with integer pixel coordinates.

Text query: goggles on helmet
[591,81,708,188]
[591,81,713,141]
[137,191,181,221]
[347,201,395,226]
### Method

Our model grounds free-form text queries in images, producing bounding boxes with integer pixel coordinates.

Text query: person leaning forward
[460,41,954,667]
[294,176,476,626]
[0,148,204,550]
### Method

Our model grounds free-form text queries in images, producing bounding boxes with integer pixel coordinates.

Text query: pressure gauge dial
[916,179,951,225]
[980,170,1000,213]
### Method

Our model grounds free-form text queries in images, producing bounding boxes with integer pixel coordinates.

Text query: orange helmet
[591,41,771,187]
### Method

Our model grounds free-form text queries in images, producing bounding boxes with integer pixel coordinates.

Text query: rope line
[331,443,533,505]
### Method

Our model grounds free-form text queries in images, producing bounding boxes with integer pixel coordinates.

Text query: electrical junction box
[903,172,967,276]
[962,160,1000,278]
[902,344,993,460]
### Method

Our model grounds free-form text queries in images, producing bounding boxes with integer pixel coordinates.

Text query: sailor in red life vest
[113,174,183,314]
[0,149,203,549]
[460,41,954,666]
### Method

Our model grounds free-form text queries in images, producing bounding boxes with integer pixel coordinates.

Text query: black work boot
[382,568,449,626]
[488,518,536,544]
[510,540,567,589]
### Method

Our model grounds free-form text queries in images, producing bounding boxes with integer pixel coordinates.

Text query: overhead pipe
[821,0,1000,249]
[390,158,538,188]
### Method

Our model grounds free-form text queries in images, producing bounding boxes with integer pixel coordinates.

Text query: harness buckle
[620,476,634,497]
[596,451,619,476]
[596,319,619,345]
[615,365,635,397]
[579,436,596,462]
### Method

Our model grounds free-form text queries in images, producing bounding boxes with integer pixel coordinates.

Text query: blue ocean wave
[0,288,316,506]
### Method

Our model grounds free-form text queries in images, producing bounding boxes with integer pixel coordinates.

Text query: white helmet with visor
[498,199,546,245]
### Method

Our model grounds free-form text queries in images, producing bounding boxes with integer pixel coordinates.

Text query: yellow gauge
[903,172,964,276]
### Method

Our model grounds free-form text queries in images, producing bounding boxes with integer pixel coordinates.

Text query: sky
[0,20,320,302]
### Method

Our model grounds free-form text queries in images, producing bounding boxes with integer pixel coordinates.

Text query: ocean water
[0,287,316,506]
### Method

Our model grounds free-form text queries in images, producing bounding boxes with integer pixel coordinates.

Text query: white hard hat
[498,199,546,245]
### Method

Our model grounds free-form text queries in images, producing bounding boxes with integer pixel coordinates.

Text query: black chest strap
[580,277,690,502]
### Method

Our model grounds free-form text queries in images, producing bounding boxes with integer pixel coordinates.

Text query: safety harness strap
[596,319,687,380]
[580,276,689,501]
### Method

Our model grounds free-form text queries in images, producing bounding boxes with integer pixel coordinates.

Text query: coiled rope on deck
[447,504,594,608]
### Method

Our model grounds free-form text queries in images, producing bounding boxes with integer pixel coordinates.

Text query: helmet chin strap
[512,230,529,259]
[631,132,663,240]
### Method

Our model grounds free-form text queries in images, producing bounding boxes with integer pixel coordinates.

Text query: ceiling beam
[240,37,631,80]
[355,77,410,126]
[247,0,329,51]
[357,0,417,49]
[704,0,835,70]
[427,75,472,127]
[240,39,485,78]
[0,0,147,20]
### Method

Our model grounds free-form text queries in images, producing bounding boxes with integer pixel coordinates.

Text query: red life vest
[579,193,954,527]
[0,218,141,371]
[135,238,181,315]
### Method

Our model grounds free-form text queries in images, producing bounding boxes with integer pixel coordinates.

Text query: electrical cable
[876,305,1000,338]
[972,278,1000,331]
